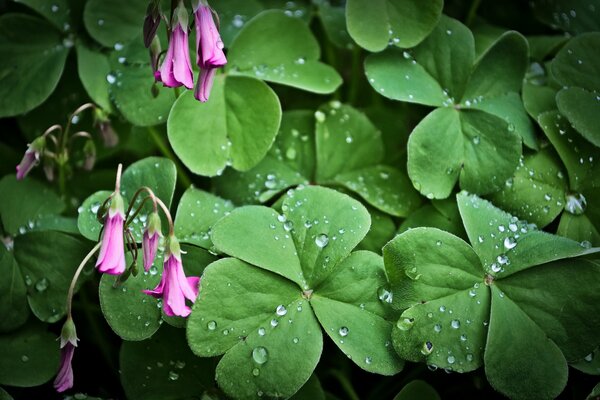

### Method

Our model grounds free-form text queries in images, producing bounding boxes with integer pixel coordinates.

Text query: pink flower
[16,136,45,180]
[193,2,227,69]
[156,2,194,89]
[194,67,217,102]
[142,212,162,272]
[54,318,78,393]
[143,235,200,317]
[96,193,126,275]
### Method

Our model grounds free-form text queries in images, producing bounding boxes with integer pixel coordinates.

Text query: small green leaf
[13,231,93,323]
[394,380,440,400]
[83,0,147,48]
[0,176,65,236]
[167,76,282,176]
[552,33,600,92]
[346,0,443,51]
[174,188,235,249]
[76,44,112,111]
[0,321,59,387]
[227,11,342,94]
[531,0,600,35]
[77,190,112,241]
[487,150,568,228]
[484,286,567,400]
[398,200,466,240]
[572,348,600,375]
[0,14,69,117]
[357,207,396,253]
[0,246,29,333]
[556,87,600,147]
[120,325,215,400]
[212,0,264,47]
[289,374,325,400]
[314,0,352,49]
[311,251,404,375]
[13,0,71,31]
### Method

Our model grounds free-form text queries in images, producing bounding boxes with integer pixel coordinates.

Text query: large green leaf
[76,44,112,111]
[212,0,264,47]
[0,14,69,117]
[12,0,72,32]
[120,325,215,400]
[83,0,147,48]
[346,0,443,51]
[0,321,59,387]
[227,11,342,94]
[168,76,281,176]
[0,176,65,236]
[394,380,440,400]
[384,193,600,399]
[13,231,93,323]
[556,87,600,147]
[0,246,28,333]
[531,0,600,35]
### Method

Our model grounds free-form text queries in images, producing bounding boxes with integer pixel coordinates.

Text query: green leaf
[394,380,440,400]
[0,387,13,400]
[313,0,353,49]
[345,0,443,51]
[289,374,325,400]
[120,325,215,400]
[13,231,93,323]
[0,176,65,236]
[457,192,591,278]
[0,321,59,387]
[484,286,567,400]
[522,80,558,119]
[487,150,568,228]
[357,207,396,253]
[552,33,600,92]
[77,190,112,241]
[407,108,521,199]
[76,44,112,111]
[83,0,146,48]
[558,213,600,246]
[168,76,282,176]
[187,258,322,399]
[556,87,600,147]
[587,382,600,400]
[0,246,29,333]
[572,348,600,375]
[109,41,175,127]
[13,0,71,31]
[227,10,342,94]
[311,251,404,374]
[531,0,600,35]
[0,14,68,117]
[212,0,264,47]
[99,251,163,341]
[174,188,235,249]
[398,200,466,240]
[211,206,305,287]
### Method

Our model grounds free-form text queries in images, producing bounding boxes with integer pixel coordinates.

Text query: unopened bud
[82,140,96,171]
[143,0,162,48]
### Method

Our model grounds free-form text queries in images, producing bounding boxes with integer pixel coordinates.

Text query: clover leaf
[531,0,600,35]
[226,10,342,94]
[187,186,403,399]
[365,16,534,199]
[214,104,421,217]
[551,33,600,147]
[83,0,147,48]
[384,191,600,400]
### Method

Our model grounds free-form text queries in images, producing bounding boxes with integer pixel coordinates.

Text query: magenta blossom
[194,67,217,102]
[16,136,45,180]
[54,318,78,393]
[96,193,126,275]
[194,1,227,69]
[156,2,194,89]
[143,235,200,317]
[142,212,162,272]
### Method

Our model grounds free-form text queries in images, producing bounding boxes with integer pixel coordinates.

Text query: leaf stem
[66,242,102,318]
[327,370,360,400]
[347,45,363,105]
[147,126,193,189]
[466,0,481,26]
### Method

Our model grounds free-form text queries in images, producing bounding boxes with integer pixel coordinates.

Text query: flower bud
[16,135,46,180]
[82,140,96,171]
[143,0,162,48]
[142,211,162,272]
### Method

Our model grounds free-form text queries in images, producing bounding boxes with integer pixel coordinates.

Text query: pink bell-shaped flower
[156,2,194,89]
[142,211,162,272]
[96,192,126,275]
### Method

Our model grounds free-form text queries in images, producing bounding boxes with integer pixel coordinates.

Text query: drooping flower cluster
[148,0,226,102]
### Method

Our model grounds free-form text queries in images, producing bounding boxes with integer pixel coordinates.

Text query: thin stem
[58,163,67,198]
[42,124,63,138]
[64,103,96,140]
[147,126,193,188]
[154,195,174,235]
[347,45,363,105]
[115,163,122,192]
[66,242,102,318]
[466,0,481,26]
[68,131,93,145]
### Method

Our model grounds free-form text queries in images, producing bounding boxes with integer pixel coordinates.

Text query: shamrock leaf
[365,16,533,199]
[83,0,147,48]
[187,186,403,399]
[0,13,69,117]
[531,0,600,35]
[345,0,443,51]
[384,192,600,400]
[551,33,600,147]
[226,10,342,94]
[538,111,600,245]
[214,105,421,217]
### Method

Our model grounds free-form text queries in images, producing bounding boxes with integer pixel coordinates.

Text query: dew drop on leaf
[252,346,269,365]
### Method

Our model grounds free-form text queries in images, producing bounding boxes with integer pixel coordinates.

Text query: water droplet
[466,354,474,362]
[421,341,433,355]
[584,353,594,362]
[377,286,393,303]
[285,148,297,160]
[397,318,414,331]
[365,356,372,364]
[447,355,456,364]
[497,254,509,265]
[293,337,299,344]
[451,320,460,329]
[315,234,329,248]
[258,327,266,336]
[565,192,587,215]
[114,42,124,51]
[338,326,349,337]
[35,278,49,292]
[439,305,446,312]
[252,346,269,364]
[175,360,185,369]
[106,74,116,84]
[491,263,501,273]
[270,319,278,327]
[434,324,442,333]
[460,334,467,342]
[168,371,179,381]
[149,265,158,276]
[252,367,260,376]
[472,136,480,145]
[503,237,517,250]
[21,355,29,362]
[207,320,217,331]
[276,305,287,316]
[314,111,326,123]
